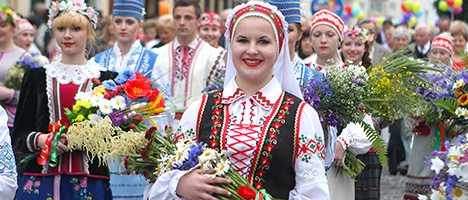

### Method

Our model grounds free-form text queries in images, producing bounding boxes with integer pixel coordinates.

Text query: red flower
[134,116,143,121]
[123,76,152,100]
[91,78,101,85]
[130,123,136,130]
[150,88,160,102]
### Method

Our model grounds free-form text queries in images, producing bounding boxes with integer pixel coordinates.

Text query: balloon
[345,4,353,14]
[404,0,413,11]
[352,6,361,16]
[449,7,454,12]
[454,7,463,14]
[454,0,463,8]
[403,13,411,22]
[408,16,417,27]
[439,1,449,11]
[413,2,421,13]
[159,1,170,16]
[328,0,335,7]
[393,18,402,25]
[447,0,454,7]
[415,9,423,18]
[429,23,435,29]
[356,12,364,20]
[401,2,408,12]
[376,17,385,26]
[342,13,351,21]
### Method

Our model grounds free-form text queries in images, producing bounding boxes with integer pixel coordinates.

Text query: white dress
[144,77,329,199]
[0,106,17,200]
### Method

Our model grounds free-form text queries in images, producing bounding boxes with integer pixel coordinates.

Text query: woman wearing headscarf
[144,1,329,199]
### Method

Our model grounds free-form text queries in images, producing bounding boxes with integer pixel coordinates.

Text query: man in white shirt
[152,0,224,123]
[410,24,433,59]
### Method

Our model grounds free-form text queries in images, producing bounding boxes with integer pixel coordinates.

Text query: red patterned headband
[311,9,344,41]
[431,36,454,55]
[200,11,221,29]
[229,4,285,53]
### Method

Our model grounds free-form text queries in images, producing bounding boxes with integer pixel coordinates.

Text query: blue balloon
[403,13,411,22]
[394,19,402,25]
[415,10,423,18]
[352,7,360,16]
[449,7,454,12]
[342,13,351,21]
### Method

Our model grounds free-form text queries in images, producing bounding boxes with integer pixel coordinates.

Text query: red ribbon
[37,119,70,165]
[237,186,257,199]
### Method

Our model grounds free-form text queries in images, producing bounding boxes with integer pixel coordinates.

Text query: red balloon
[447,0,455,7]
[345,4,352,14]
[401,2,408,12]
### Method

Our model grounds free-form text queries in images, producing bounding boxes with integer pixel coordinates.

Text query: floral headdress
[343,26,374,43]
[48,0,98,29]
[0,5,19,25]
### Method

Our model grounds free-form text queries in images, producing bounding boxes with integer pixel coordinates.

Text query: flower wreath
[343,26,375,43]
[47,0,98,29]
[0,5,19,25]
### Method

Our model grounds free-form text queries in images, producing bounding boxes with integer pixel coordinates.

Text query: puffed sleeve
[291,103,329,199]
[0,106,18,200]
[144,98,203,199]
[337,115,374,155]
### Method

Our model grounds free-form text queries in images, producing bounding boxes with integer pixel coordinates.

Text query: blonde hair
[449,20,468,39]
[156,14,174,31]
[51,12,96,46]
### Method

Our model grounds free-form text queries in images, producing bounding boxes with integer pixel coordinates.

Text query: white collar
[221,77,281,110]
[113,40,143,60]
[418,41,431,53]
[174,36,200,49]
[44,60,105,85]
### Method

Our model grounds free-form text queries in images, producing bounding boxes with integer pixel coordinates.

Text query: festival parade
[0,0,468,199]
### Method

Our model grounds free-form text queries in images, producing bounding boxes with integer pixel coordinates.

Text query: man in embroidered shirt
[152,0,224,125]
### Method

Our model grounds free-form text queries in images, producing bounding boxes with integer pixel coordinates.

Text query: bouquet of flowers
[302,53,434,178]
[125,128,275,200]
[37,70,166,167]
[418,135,468,200]
[5,55,43,90]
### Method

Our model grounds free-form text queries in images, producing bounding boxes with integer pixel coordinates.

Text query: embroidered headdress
[310,9,345,41]
[0,5,19,25]
[14,19,34,37]
[200,11,221,29]
[431,33,454,56]
[112,0,145,20]
[48,0,99,29]
[224,1,303,99]
[343,26,374,43]
[263,0,301,24]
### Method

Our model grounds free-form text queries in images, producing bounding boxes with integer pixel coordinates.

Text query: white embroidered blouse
[144,77,329,200]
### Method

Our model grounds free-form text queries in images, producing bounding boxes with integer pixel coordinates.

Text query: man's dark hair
[173,0,202,19]
[358,19,377,30]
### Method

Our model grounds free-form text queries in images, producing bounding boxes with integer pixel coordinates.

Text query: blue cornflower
[103,80,117,91]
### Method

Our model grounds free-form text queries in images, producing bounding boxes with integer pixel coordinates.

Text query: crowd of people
[0,0,466,199]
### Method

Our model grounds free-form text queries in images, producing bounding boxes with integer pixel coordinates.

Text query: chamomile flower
[89,114,103,125]
[431,157,445,174]
[455,107,468,119]
[452,187,468,200]
[74,92,90,101]
[199,148,217,164]
[453,80,465,90]
[90,94,105,107]
[98,99,113,115]
[110,95,126,110]
[215,159,230,176]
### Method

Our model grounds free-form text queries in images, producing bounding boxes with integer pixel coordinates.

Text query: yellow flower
[73,104,81,111]
[76,114,85,122]
[455,88,464,95]
[458,94,468,106]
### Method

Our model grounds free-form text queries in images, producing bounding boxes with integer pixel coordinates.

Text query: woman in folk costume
[0,105,18,199]
[264,0,318,87]
[308,10,374,200]
[92,1,172,199]
[11,0,116,199]
[145,1,329,199]
[13,18,50,66]
[0,6,29,129]
[404,33,456,200]
[340,25,381,200]
[200,11,228,89]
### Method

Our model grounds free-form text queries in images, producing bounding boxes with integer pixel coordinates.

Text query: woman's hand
[0,86,13,101]
[176,168,232,200]
[333,141,345,166]
[37,133,69,155]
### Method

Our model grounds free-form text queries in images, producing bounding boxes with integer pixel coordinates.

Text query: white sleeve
[337,115,374,155]
[323,126,337,168]
[0,107,18,200]
[143,100,203,199]
[149,56,175,133]
[290,104,329,200]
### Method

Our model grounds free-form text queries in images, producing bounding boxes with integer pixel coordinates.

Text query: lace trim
[83,153,90,174]
[295,158,327,189]
[44,60,103,85]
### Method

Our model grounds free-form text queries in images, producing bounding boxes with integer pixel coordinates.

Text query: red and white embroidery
[200,11,221,29]
[431,36,454,55]
[297,134,325,161]
[251,91,274,110]
[227,124,261,177]
[311,10,345,40]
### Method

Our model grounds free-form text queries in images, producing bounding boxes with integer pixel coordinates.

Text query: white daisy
[89,94,105,107]
[89,114,103,125]
[215,159,230,176]
[452,187,468,200]
[199,148,218,164]
[455,107,468,119]
[417,194,428,200]
[98,99,113,115]
[431,157,445,174]
[110,95,127,110]
[430,188,446,200]
[74,92,90,101]
[453,80,465,90]
[458,163,468,183]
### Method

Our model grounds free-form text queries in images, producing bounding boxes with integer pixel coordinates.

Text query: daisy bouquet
[36,70,166,167]
[124,128,274,200]
[418,135,468,200]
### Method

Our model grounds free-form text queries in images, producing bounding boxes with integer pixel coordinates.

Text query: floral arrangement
[343,26,374,43]
[124,128,274,200]
[37,70,166,167]
[48,0,98,29]
[418,135,468,200]
[0,5,19,24]
[5,55,42,90]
